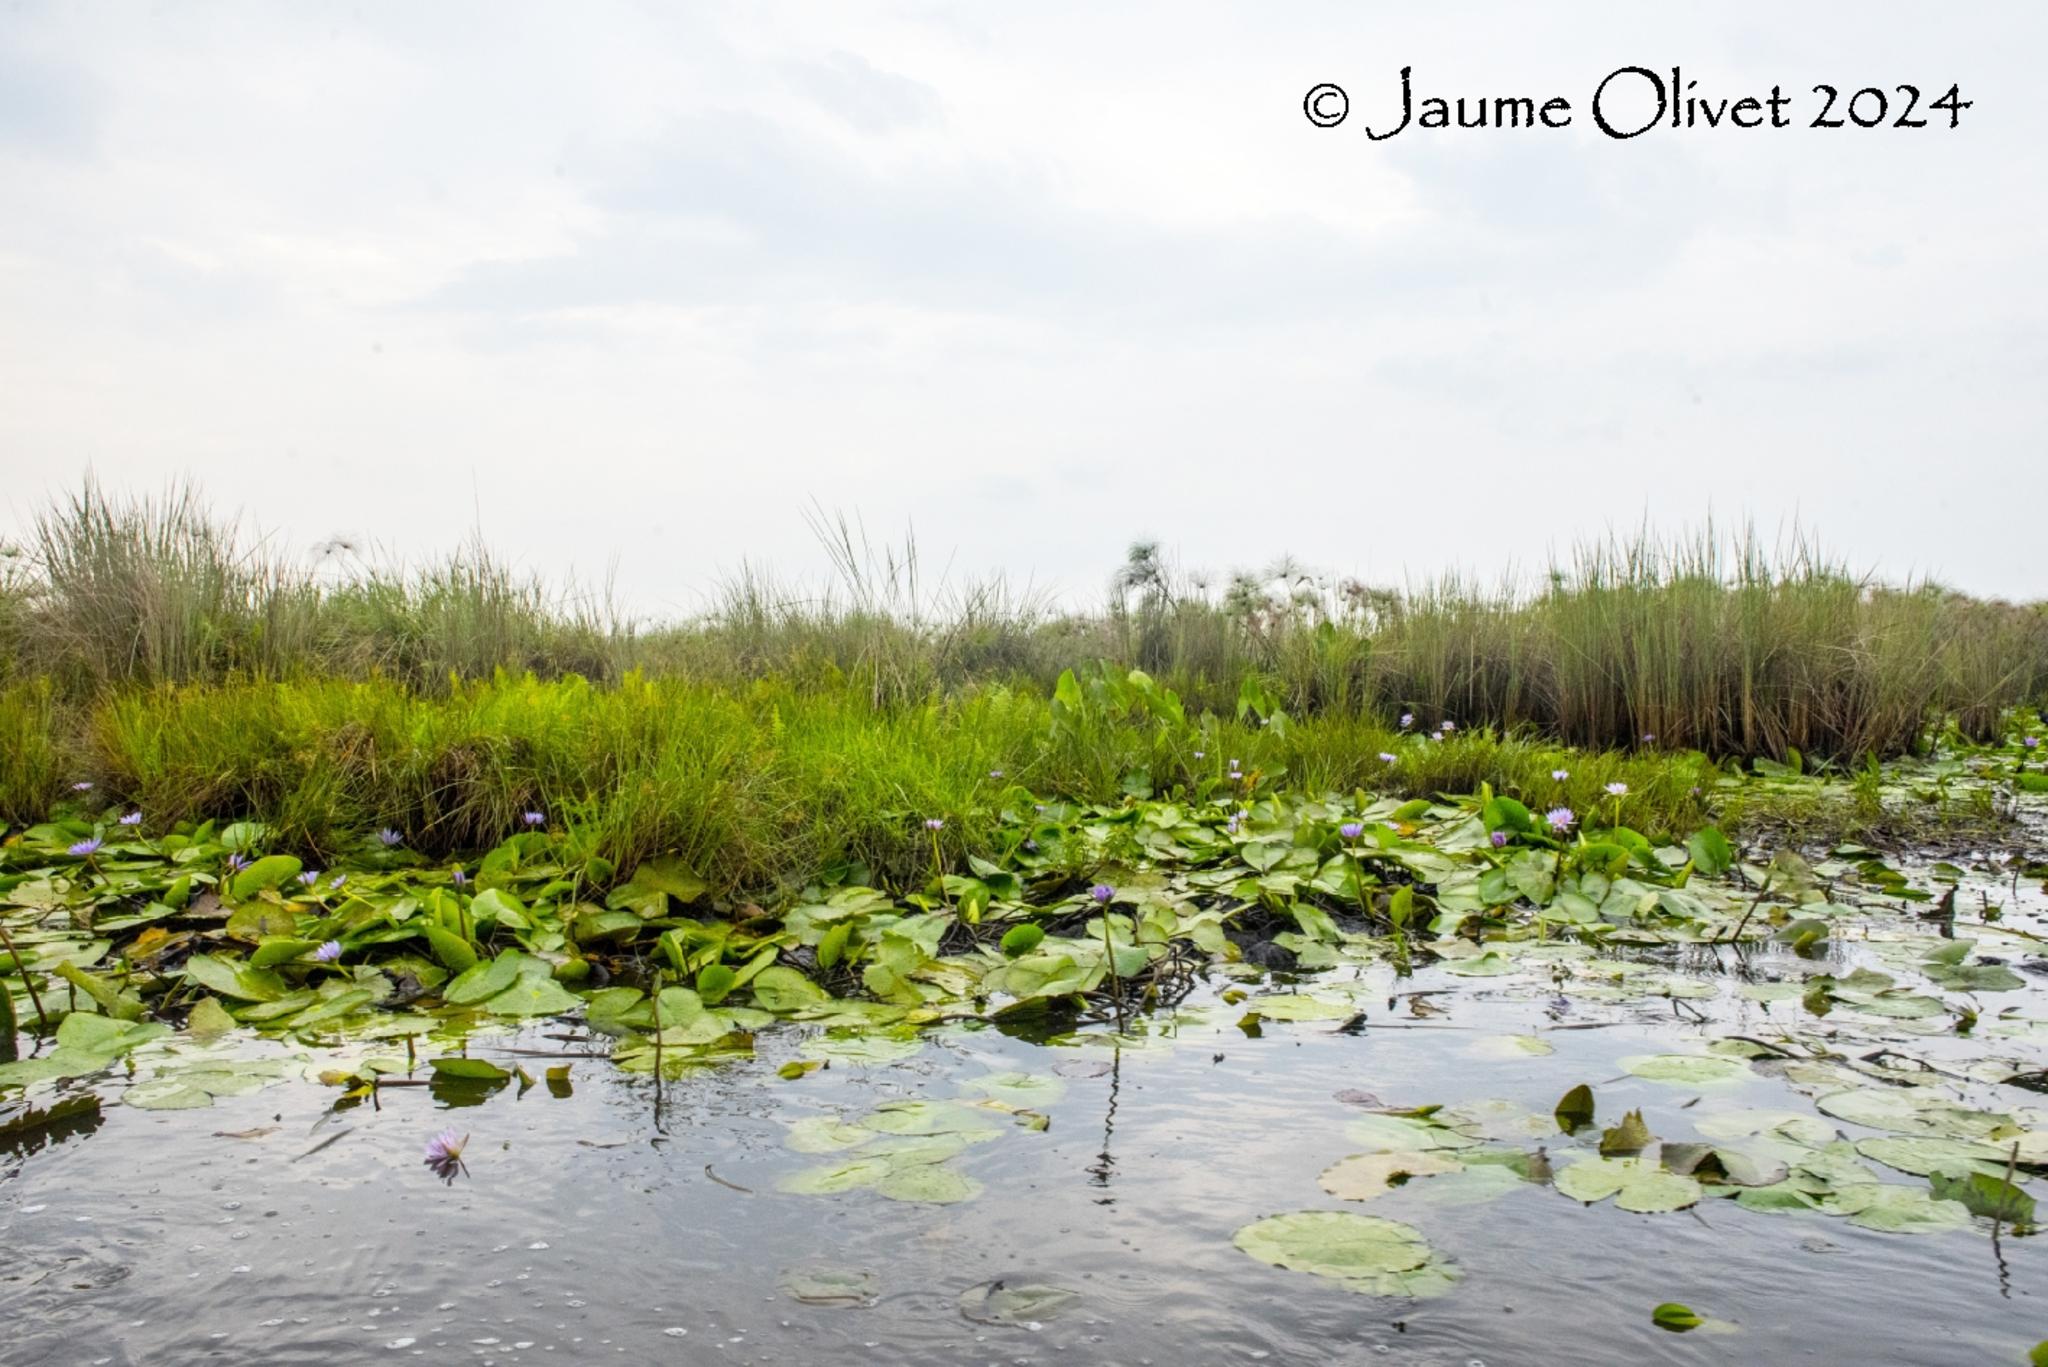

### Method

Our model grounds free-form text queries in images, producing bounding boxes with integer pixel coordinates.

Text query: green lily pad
[1553,1156,1701,1213]
[1232,1211,1432,1283]
[1620,1054,1754,1087]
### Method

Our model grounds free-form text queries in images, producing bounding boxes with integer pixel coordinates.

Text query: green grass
[4,484,2043,764]
[0,670,1988,899]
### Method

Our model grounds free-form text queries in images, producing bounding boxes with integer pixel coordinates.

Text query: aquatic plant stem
[1101,911,1125,1031]
[0,919,49,1033]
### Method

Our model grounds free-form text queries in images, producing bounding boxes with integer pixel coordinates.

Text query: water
[5,850,2047,1364]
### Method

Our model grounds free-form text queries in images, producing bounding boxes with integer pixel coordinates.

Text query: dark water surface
[5,859,2047,1365]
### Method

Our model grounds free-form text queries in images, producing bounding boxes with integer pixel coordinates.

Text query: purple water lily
[1552,769,1570,782]
[522,811,546,827]
[451,869,468,889]
[2026,737,2041,750]
[1641,733,1655,743]
[313,940,343,963]
[1089,883,1115,904]
[331,873,348,889]
[1398,713,1413,729]
[118,811,143,827]
[1441,721,1456,733]
[1339,821,1364,840]
[1605,782,1629,797]
[68,837,102,857]
[1490,831,1508,848]
[298,869,321,887]
[924,817,944,831]
[987,770,1004,780]
[377,828,403,847]
[423,1128,469,1183]
[227,852,249,873]
[1379,752,1397,764]
[1193,750,1206,760]
[70,781,92,792]
[1545,807,1577,834]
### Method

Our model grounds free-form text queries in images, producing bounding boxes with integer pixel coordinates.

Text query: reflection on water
[3,852,2048,1366]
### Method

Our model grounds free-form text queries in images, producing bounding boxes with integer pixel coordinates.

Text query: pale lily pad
[778,1267,878,1308]
[1345,1112,1479,1153]
[1837,1184,1972,1234]
[1440,950,1519,977]
[1620,1054,1754,1087]
[1319,1150,1464,1201]
[1242,994,1356,1022]
[1856,1136,2012,1178]
[784,1117,874,1153]
[776,1157,894,1195]
[957,1282,1080,1326]
[1232,1211,1432,1283]
[1815,1088,2009,1139]
[961,1071,1068,1107]
[1693,1109,1836,1147]
[1471,1034,1554,1059]
[874,1164,982,1204]
[1553,1156,1701,1213]
[810,1035,923,1065]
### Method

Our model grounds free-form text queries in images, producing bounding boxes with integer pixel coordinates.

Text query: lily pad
[1553,1156,1701,1213]
[1232,1211,1432,1283]
[1319,1150,1464,1201]
[957,1282,1080,1325]
[1620,1054,1754,1087]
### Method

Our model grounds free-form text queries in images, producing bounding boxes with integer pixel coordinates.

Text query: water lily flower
[227,852,249,873]
[452,868,468,889]
[1605,782,1629,797]
[1022,839,1038,852]
[1339,821,1364,840]
[1545,807,1577,834]
[522,811,546,827]
[1228,758,1240,771]
[1193,751,1205,760]
[1641,733,1655,743]
[924,817,944,831]
[71,781,92,792]
[298,870,321,887]
[2027,737,2041,750]
[1399,713,1413,729]
[331,873,348,889]
[1379,752,1397,764]
[118,811,142,827]
[1089,883,1115,903]
[377,828,403,847]
[423,1128,469,1183]
[1441,721,1456,732]
[313,940,343,963]
[1552,769,1570,782]
[68,837,102,857]
[988,770,1004,780]
[1490,831,1508,848]
[1225,816,1240,834]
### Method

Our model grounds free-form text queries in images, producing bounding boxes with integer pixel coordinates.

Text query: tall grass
[3,483,2043,765]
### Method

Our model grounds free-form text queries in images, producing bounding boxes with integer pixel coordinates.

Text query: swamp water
[5,800,2048,1363]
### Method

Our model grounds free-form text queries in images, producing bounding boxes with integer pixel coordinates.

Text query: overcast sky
[2,2,2042,616]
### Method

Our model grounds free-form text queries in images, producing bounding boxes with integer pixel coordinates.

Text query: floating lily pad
[1553,1156,1701,1213]
[961,1071,1067,1107]
[1855,1136,2012,1178]
[1319,1150,1463,1200]
[778,1266,878,1308]
[957,1281,1079,1326]
[1232,1211,1432,1283]
[1620,1054,1754,1087]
